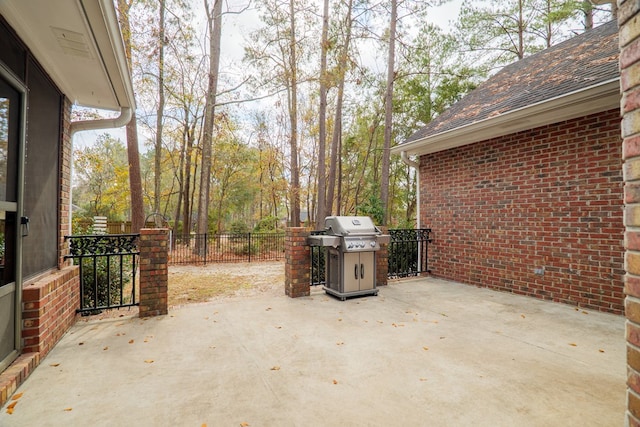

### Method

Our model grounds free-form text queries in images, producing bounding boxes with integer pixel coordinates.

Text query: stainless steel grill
[308,216,389,301]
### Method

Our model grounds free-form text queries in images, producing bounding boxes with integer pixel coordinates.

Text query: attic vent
[51,27,92,59]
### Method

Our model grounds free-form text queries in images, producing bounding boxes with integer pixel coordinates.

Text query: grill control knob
[370,241,375,248]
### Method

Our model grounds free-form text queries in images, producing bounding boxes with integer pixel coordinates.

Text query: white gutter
[70,106,132,136]
[392,78,620,157]
[70,0,135,135]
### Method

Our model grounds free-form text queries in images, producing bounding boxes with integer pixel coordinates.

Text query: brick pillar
[285,227,311,298]
[139,228,169,317]
[620,2,640,424]
[377,227,389,287]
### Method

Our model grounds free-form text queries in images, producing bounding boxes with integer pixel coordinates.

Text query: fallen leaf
[440,313,448,317]
[129,339,134,344]
[12,393,23,401]
[265,307,272,311]
[204,317,209,320]
[78,342,84,346]
[103,346,109,351]
[423,346,429,351]
[439,336,446,340]
[520,314,526,319]
[144,359,154,364]
[337,318,342,322]
[240,423,250,427]
[582,311,588,315]
[599,349,605,353]
[275,326,282,329]
[419,378,428,382]
[6,401,17,414]
[569,343,577,347]
[50,363,60,367]
[270,366,280,371]
[336,342,344,345]
[332,379,338,384]
[64,408,72,412]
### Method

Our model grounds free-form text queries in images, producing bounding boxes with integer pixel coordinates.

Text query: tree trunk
[116,0,145,233]
[196,0,223,244]
[583,1,593,30]
[154,0,166,224]
[380,0,397,225]
[327,0,354,218]
[316,0,330,226]
[287,0,301,227]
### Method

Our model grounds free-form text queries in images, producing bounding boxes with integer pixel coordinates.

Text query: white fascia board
[391,79,621,157]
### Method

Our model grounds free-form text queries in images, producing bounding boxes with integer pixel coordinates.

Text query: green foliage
[73,134,131,222]
[230,221,249,235]
[80,255,134,309]
[254,216,279,232]
[357,194,385,226]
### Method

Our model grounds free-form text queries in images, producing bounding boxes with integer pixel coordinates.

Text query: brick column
[377,227,389,287]
[620,2,640,424]
[285,227,311,298]
[139,228,169,317]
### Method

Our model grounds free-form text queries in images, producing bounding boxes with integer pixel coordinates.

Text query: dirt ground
[77,261,285,321]
[168,260,284,306]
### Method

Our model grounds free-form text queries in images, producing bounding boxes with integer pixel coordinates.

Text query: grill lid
[324,216,381,236]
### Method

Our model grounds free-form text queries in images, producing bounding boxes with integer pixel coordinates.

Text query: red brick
[419,110,623,314]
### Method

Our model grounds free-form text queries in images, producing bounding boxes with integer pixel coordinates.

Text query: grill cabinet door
[358,252,375,291]
[343,252,360,293]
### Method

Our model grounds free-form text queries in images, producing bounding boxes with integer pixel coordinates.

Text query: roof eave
[391,78,621,157]
[0,0,135,111]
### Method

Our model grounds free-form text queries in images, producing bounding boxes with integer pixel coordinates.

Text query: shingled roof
[393,20,620,157]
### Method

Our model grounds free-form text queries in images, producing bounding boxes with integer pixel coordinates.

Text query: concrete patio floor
[0,277,625,426]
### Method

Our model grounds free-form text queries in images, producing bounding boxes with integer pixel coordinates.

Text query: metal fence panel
[388,228,432,278]
[169,232,285,265]
[65,234,140,314]
[309,230,326,286]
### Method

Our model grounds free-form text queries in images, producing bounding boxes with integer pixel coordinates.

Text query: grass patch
[168,271,253,305]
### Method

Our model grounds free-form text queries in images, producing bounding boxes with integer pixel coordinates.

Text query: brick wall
[620,0,640,424]
[58,97,72,268]
[420,109,624,314]
[139,228,169,317]
[21,267,79,355]
[285,227,311,298]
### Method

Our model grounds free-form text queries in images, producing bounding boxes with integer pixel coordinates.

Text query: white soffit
[0,0,133,111]
[391,79,621,157]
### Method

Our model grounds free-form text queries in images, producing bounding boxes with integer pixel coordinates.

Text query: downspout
[69,107,132,136]
[400,151,420,228]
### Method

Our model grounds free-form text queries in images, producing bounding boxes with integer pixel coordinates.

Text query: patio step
[0,353,40,408]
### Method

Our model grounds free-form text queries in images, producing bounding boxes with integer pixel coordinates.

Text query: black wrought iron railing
[387,228,432,278]
[65,234,140,314]
[309,230,327,286]
[169,232,285,265]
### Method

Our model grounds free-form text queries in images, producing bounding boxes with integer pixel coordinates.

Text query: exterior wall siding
[419,109,624,314]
